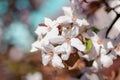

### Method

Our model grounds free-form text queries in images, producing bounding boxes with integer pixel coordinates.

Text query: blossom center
[115,45,120,51]
[72,16,77,22]
[48,52,54,57]
[47,26,51,31]
[97,39,103,45]
[66,38,71,42]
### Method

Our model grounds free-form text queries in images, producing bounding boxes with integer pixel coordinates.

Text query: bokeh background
[0,0,70,80]
[1,0,120,80]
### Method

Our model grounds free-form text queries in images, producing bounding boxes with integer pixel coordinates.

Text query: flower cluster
[30,6,120,70]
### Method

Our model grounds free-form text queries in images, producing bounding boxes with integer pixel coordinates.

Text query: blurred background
[1,0,120,80]
[0,0,70,80]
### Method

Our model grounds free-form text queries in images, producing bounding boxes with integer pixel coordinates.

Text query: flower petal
[35,27,48,36]
[30,46,38,52]
[61,43,72,60]
[76,19,89,26]
[52,54,65,68]
[71,38,85,51]
[107,18,120,39]
[57,16,72,24]
[49,36,65,45]
[85,73,99,80]
[31,41,43,50]
[54,46,65,54]
[62,7,72,17]
[100,54,113,68]
[92,60,101,70]
[44,17,52,27]
[42,53,51,66]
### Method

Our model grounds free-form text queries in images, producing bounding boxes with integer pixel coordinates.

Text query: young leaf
[86,38,92,53]
[91,27,99,33]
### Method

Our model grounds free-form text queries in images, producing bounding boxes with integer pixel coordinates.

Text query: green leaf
[91,27,99,33]
[86,38,92,53]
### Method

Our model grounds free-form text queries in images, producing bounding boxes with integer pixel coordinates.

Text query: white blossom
[57,7,89,26]
[26,72,43,80]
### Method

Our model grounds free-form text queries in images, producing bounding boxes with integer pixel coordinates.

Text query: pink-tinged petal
[49,36,65,45]
[100,54,113,68]
[115,50,120,56]
[93,7,113,30]
[71,38,85,51]
[52,54,65,68]
[42,53,51,66]
[62,7,72,17]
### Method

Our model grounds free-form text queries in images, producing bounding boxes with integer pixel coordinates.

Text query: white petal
[107,41,114,49]
[115,7,120,14]
[114,49,120,56]
[57,16,72,24]
[100,54,113,68]
[35,27,48,36]
[85,73,99,80]
[51,20,59,28]
[62,7,72,17]
[49,36,65,45]
[52,54,65,68]
[71,38,85,51]
[30,46,38,52]
[76,19,89,26]
[43,44,54,53]
[42,53,51,66]
[100,48,107,54]
[32,41,42,50]
[61,53,71,61]
[107,18,120,39]
[108,0,120,8]
[26,72,42,80]
[44,17,52,27]
[81,19,89,25]
[93,7,112,29]
[76,19,83,26]
[61,43,72,60]
[69,27,79,38]
[92,60,99,70]
[54,45,66,54]
[45,28,59,39]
